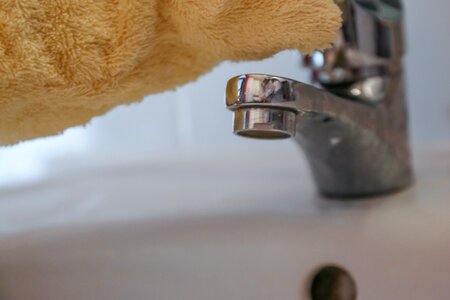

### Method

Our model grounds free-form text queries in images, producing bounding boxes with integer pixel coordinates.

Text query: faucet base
[295,113,413,198]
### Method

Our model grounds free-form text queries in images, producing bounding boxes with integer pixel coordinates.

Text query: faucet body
[225,0,413,197]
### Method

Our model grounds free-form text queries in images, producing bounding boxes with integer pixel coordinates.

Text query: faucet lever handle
[339,0,405,59]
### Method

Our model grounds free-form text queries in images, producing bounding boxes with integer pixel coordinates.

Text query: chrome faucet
[225,0,413,198]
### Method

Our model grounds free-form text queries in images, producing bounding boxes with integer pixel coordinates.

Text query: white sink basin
[0,145,449,300]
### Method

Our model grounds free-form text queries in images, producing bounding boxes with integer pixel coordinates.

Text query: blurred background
[1,0,450,189]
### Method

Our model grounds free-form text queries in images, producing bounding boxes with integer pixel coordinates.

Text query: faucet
[225,0,413,198]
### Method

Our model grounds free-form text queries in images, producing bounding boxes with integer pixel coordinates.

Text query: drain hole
[309,265,357,300]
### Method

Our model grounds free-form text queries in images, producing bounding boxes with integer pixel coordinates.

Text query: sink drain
[309,265,357,300]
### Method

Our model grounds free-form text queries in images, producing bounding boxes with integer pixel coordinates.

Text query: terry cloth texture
[0,0,341,144]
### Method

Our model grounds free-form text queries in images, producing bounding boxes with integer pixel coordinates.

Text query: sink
[0,144,449,300]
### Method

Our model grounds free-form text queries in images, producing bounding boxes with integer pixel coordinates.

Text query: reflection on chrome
[225,0,413,198]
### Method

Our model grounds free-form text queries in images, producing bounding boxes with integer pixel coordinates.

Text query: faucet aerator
[233,108,296,139]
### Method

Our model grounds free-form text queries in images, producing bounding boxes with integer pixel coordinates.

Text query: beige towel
[0,0,341,145]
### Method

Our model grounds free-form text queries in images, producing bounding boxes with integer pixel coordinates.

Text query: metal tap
[225,0,413,197]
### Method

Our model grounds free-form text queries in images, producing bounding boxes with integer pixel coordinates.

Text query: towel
[0,0,341,145]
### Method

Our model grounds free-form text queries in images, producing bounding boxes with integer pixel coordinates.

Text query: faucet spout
[225,73,412,197]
